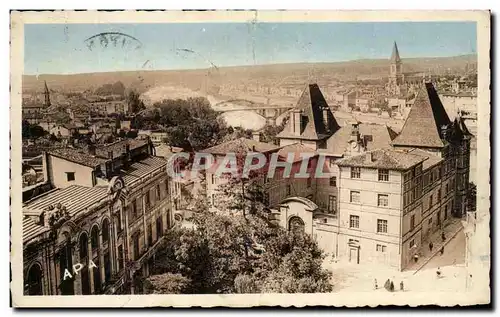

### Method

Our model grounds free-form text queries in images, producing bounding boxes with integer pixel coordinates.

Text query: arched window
[78,233,91,295]
[26,263,43,295]
[102,219,110,243]
[79,232,88,260]
[91,225,99,251]
[288,216,305,235]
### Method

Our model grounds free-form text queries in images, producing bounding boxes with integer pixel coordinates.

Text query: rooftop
[406,148,444,170]
[121,156,168,186]
[336,148,427,171]
[201,137,280,155]
[47,147,108,168]
[277,83,341,141]
[277,143,316,163]
[23,185,109,242]
[392,83,451,148]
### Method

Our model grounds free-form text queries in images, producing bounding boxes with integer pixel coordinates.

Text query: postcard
[10,10,491,307]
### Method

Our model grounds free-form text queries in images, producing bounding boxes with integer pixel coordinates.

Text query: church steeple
[390,41,401,63]
[43,81,51,108]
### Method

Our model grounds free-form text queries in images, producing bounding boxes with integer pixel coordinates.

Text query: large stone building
[23,139,174,295]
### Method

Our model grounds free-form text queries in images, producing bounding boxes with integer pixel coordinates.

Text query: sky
[24,22,477,75]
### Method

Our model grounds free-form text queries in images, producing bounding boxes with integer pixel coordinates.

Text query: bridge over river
[210,97,294,126]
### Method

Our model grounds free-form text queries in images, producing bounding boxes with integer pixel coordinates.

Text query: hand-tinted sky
[24,22,477,75]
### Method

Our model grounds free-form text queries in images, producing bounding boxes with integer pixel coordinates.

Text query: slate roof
[324,123,398,155]
[277,83,341,141]
[336,149,427,171]
[23,185,109,243]
[391,42,401,63]
[201,138,280,155]
[392,83,451,148]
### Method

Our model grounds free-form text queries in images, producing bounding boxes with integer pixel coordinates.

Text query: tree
[143,273,191,294]
[127,90,146,114]
[126,130,138,139]
[147,188,332,294]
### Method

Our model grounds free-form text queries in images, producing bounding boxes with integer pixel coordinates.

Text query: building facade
[23,139,174,295]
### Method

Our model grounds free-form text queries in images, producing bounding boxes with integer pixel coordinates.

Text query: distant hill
[22,54,477,94]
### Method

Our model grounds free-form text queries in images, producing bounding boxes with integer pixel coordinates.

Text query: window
[147,223,153,246]
[437,189,441,202]
[351,167,361,178]
[376,244,387,252]
[329,176,337,187]
[145,191,151,209]
[211,194,215,206]
[445,183,449,193]
[286,184,291,196]
[428,217,432,225]
[117,245,124,271]
[429,195,433,208]
[378,169,389,181]
[156,184,161,200]
[211,174,216,185]
[377,194,389,207]
[91,226,99,251]
[349,215,359,228]
[66,172,75,182]
[377,219,388,233]
[410,215,415,231]
[102,219,110,243]
[350,191,360,203]
[116,211,122,234]
[156,217,163,238]
[328,195,337,214]
[409,239,415,249]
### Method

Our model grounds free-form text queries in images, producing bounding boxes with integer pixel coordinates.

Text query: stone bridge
[213,99,294,125]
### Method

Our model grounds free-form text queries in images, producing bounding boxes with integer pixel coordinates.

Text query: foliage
[127,90,146,114]
[94,81,126,96]
[259,120,287,144]
[22,120,47,139]
[148,207,332,294]
[143,273,191,294]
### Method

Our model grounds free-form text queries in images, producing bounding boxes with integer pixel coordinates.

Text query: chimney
[252,131,261,142]
[441,124,448,140]
[365,152,373,164]
[350,122,360,142]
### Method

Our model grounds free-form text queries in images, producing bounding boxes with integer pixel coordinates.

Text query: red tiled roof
[336,149,427,171]
[200,138,280,155]
[47,147,108,168]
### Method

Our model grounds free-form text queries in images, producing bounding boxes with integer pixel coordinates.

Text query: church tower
[387,42,404,95]
[43,81,51,108]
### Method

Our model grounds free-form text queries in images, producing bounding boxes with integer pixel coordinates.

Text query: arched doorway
[288,216,305,234]
[79,232,91,295]
[26,263,43,295]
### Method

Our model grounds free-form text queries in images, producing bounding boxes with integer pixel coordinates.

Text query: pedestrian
[436,267,441,278]
[441,232,446,242]
[400,281,404,291]
[440,246,444,255]
[384,279,390,290]
[429,241,434,252]
[374,279,378,290]
[413,254,419,263]
[390,281,395,292]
